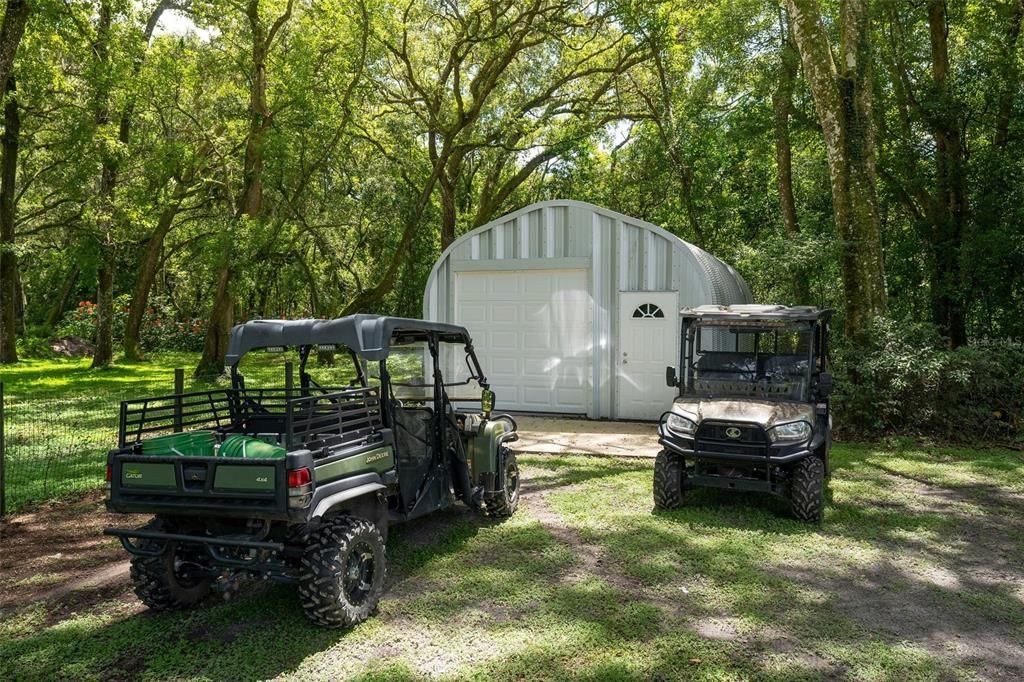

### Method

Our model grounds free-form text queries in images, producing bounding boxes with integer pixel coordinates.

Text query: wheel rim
[342,542,376,606]
[505,459,520,502]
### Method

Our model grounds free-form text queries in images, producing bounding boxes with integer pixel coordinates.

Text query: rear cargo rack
[118,386,383,451]
[119,390,234,447]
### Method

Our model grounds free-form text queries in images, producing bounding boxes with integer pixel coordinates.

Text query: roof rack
[680,305,833,324]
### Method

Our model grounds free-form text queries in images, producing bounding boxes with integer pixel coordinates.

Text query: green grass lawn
[2,446,1023,681]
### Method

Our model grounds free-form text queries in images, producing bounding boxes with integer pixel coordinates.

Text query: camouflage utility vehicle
[656,305,833,522]
[105,315,520,627]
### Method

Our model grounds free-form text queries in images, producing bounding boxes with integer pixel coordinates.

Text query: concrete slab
[510,415,660,458]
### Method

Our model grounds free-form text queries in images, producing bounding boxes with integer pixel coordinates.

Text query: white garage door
[455,269,591,413]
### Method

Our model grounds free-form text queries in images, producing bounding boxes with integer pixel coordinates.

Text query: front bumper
[658,419,814,495]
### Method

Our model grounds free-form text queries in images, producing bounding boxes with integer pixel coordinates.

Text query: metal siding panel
[536,206,544,258]
[506,221,516,258]
[518,215,528,258]
[618,222,629,291]
[544,206,555,257]
[480,230,492,259]
[494,223,505,259]
[664,241,674,291]
[558,205,570,257]
[644,230,656,291]
[627,224,641,291]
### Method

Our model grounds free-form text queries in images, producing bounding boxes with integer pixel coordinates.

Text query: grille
[695,421,769,458]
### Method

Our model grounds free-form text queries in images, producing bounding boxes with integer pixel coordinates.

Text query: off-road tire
[790,456,825,523]
[129,519,211,611]
[485,448,520,518]
[298,516,386,628]
[653,450,685,510]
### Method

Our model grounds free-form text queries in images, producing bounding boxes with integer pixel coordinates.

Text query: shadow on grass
[539,450,1024,679]
[4,446,1024,680]
[0,505,502,682]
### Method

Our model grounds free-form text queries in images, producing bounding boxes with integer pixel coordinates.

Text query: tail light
[105,464,112,482]
[288,467,313,509]
[288,467,312,488]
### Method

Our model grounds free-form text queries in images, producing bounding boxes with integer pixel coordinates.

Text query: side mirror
[481,389,495,416]
[665,366,678,388]
[817,372,833,398]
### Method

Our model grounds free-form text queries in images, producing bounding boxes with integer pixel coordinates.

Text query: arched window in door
[632,303,665,319]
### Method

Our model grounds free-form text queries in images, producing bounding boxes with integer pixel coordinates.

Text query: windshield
[683,322,814,401]
[367,339,485,404]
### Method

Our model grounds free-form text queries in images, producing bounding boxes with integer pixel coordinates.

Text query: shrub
[55,296,207,353]
[833,317,1024,442]
[56,301,99,340]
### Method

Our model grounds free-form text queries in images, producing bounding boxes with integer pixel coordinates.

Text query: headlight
[768,421,811,443]
[665,413,696,435]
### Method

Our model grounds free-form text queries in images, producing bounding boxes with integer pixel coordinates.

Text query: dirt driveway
[2,436,1023,680]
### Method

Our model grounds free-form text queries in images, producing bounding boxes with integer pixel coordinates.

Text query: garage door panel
[455,269,591,414]
[490,304,519,322]
[488,333,519,351]
[459,303,487,323]
[489,356,518,374]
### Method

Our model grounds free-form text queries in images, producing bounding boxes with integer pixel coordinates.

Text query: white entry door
[454,269,591,413]
[615,291,679,420]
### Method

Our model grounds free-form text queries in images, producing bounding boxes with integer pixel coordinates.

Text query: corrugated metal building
[423,200,752,420]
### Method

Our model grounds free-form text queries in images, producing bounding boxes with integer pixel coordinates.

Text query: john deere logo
[125,469,143,479]
[725,427,742,439]
[365,450,390,464]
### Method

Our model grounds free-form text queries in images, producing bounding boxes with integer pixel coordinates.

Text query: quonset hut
[423,200,751,420]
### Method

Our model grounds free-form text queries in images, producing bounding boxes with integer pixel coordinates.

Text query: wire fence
[0,352,352,516]
[0,374,183,516]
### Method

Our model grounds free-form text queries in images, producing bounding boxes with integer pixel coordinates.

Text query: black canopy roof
[225,315,474,365]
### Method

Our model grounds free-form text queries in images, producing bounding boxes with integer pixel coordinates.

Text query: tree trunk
[772,24,811,304]
[92,255,114,366]
[93,0,170,365]
[995,0,1024,147]
[678,164,704,248]
[194,265,233,379]
[785,0,887,342]
[44,266,79,329]
[90,1,115,368]
[123,179,188,359]
[439,173,457,250]
[0,0,32,363]
[194,0,289,377]
[926,0,968,347]
[0,77,18,363]
[0,0,30,96]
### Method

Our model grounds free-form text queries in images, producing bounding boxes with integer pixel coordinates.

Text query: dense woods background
[0,0,1021,438]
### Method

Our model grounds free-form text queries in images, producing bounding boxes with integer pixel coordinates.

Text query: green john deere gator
[105,315,520,628]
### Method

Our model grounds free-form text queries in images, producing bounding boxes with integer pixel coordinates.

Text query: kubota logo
[725,427,742,439]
